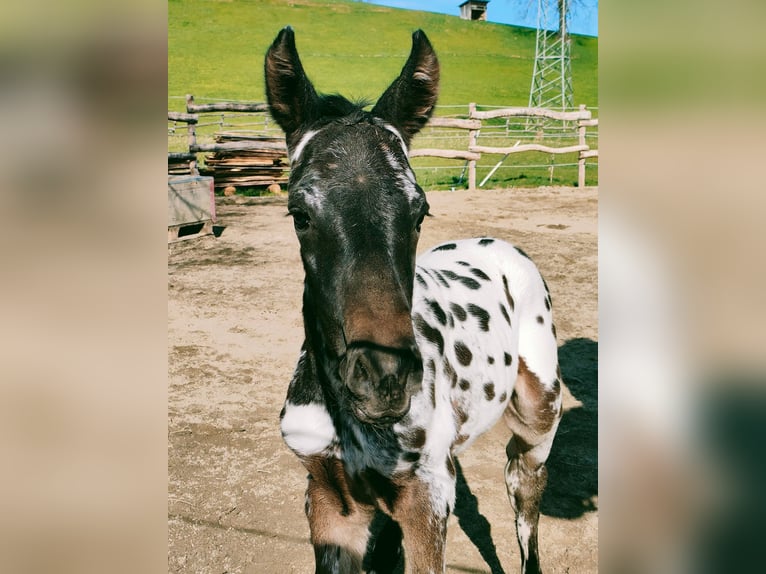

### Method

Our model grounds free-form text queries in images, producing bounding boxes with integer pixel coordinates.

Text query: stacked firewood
[168,152,197,176]
[201,132,289,190]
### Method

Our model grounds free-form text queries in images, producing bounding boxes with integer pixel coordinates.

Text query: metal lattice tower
[528,0,574,111]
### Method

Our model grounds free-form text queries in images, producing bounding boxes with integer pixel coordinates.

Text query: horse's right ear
[264,26,318,143]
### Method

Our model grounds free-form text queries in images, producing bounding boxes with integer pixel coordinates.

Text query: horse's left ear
[372,30,440,147]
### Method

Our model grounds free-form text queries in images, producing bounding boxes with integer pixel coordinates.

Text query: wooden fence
[168,95,287,188]
[412,103,598,189]
[168,96,598,190]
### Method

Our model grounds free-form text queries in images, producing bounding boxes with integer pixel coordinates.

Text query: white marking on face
[303,184,324,210]
[291,129,319,163]
[383,149,400,172]
[280,401,337,456]
[380,123,408,157]
[382,148,420,202]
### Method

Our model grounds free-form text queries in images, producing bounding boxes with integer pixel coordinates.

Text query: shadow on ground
[447,337,598,572]
[542,337,598,519]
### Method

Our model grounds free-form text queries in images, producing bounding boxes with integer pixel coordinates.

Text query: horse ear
[372,30,440,147]
[264,26,318,143]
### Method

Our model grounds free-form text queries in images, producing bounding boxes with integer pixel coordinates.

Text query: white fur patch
[280,402,337,456]
[382,148,420,202]
[380,122,408,157]
[516,516,532,560]
[291,129,319,163]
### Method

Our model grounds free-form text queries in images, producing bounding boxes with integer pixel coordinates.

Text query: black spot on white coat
[454,341,473,366]
[467,304,490,331]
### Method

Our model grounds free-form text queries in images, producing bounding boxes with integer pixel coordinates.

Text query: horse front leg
[302,455,375,574]
[392,472,453,574]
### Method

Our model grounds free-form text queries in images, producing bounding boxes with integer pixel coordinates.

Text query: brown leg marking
[391,475,449,574]
[303,455,375,572]
[504,357,561,438]
[503,357,563,574]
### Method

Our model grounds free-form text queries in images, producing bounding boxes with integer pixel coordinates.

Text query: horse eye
[291,211,311,231]
[415,213,427,233]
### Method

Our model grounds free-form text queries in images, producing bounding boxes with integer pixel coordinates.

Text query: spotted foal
[266,27,562,574]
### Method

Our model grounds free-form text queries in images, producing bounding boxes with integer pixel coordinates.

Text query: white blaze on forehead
[280,401,337,456]
[290,129,319,163]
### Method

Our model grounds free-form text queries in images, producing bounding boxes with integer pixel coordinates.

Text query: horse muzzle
[341,343,423,424]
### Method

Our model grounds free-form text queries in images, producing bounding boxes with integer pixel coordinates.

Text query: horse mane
[313,94,374,127]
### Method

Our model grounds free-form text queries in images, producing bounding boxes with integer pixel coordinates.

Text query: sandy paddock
[168,186,598,573]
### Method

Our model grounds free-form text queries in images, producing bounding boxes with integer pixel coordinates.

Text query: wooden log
[578,104,587,188]
[184,96,198,173]
[205,152,283,158]
[214,132,284,142]
[204,159,282,167]
[168,167,193,175]
[579,150,599,159]
[168,112,198,124]
[212,176,288,187]
[578,118,599,127]
[409,148,481,161]
[469,143,589,155]
[186,102,270,113]
[470,106,591,122]
[168,152,197,161]
[467,103,478,191]
[190,141,288,153]
[425,117,482,130]
[206,169,284,175]
[213,174,289,182]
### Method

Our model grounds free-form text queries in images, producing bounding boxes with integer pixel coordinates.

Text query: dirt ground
[168,186,598,573]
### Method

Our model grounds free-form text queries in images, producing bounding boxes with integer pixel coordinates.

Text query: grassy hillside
[169,0,597,109]
[169,0,598,188]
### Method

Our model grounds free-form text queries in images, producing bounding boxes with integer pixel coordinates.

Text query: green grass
[169,0,598,188]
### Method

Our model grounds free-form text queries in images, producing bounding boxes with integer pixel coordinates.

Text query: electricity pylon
[528,0,574,111]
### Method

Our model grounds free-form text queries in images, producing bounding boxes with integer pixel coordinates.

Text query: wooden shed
[459,0,489,21]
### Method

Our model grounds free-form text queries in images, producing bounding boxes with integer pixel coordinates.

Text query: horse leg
[503,356,562,574]
[365,512,403,574]
[303,456,375,574]
[391,473,453,574]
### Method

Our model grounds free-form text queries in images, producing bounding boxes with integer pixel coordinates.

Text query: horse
[265,27,562,574]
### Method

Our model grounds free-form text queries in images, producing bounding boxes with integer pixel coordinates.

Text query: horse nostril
[344,351,373,397]
[354,360,369,382]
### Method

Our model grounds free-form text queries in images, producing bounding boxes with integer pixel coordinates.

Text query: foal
[266,27,562,574]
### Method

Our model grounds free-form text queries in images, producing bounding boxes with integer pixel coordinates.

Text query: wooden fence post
[185,95,198,174]
[468,103,477,191]
[577,104,586,188]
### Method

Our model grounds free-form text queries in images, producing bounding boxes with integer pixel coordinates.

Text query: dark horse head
[265,27,439,425]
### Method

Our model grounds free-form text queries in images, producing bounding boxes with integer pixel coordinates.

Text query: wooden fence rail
[411,102,598,190]
[185,101,269,114]
[169,96,598,190]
